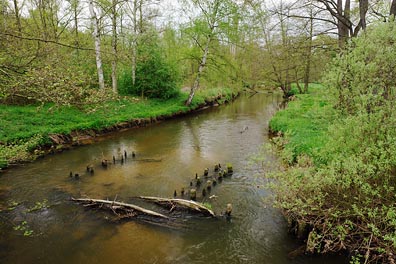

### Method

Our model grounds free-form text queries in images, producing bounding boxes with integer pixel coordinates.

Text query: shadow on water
[0,92,347,264]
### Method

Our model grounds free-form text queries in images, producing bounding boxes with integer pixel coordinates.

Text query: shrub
[269,23,396,263]
[120,33,181,100]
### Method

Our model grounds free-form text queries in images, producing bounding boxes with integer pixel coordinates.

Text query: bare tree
[315,0,368,48]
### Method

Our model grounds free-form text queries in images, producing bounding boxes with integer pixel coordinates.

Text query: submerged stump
[190,189,197,201]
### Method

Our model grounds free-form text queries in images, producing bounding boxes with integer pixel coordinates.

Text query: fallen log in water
[138,196,215,217]
[71,197,169,219]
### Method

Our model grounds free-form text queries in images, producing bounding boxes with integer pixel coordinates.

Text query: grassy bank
[268,83,396,262]
[269,84,336,165]
[0,88,237,169]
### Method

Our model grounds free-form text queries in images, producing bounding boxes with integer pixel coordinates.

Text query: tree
[391,0,396,19]
[182,0,240,106]
[131,31,180,99]
[88,0,105,89]
[111,0,118,94]
[314,0,368,48]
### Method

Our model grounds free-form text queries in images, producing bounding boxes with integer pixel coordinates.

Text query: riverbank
[268,83,396,262]
[0,88,238,169]
[269,83,336,164]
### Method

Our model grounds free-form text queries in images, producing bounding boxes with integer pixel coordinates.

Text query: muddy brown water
[0,93,346,264]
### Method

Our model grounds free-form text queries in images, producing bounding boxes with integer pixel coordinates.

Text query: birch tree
[88,0,105,89]
[183,0,238,106]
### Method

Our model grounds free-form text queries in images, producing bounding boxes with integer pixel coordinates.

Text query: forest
[1,0,396,263]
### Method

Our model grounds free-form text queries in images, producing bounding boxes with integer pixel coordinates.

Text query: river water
[0,93,345,264]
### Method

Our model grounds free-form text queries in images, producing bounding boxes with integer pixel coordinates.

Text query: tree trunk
[89,0,105,90]
[131,0,138,86]
[336,0,348,48]
[391,0,396,20]
[185,40,211,106]
[71,198,169,219]
[359,0,368,30]
[185,0,220,106]
[111,0,118,94]
[13,0,22,35]
[72,0,79,52]
[138,0,143,33]
[139,196,216,217]
[304,4,314,93]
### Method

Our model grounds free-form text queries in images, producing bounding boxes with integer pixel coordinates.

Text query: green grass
[0,87,236,168]
[269,84,336,164]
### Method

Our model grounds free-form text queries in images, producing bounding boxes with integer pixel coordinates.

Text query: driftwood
[71,197,169,219]
[139,196,215,217]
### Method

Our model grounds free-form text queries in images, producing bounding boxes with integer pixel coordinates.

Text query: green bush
[269,23,396,263]
[119,33,181,99]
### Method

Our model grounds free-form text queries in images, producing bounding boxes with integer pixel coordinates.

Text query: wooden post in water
[196,177,201,187]
[226,203,232,216]
[214,164,219,172]
[218,171,223,182]
[206,180,212,191]
[190,189,197,201]
[227,163,233,174]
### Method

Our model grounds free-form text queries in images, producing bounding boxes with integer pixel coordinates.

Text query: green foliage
[202,202,213,210]
[0,134,45,167]
[269,84,336,164]
[324,22,396,115]
[120,32,181,99]
[268,23,396,262]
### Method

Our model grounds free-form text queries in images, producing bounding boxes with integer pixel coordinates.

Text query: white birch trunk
[185,0,220,106]
[89,0,105,90]
[185,40,211,106]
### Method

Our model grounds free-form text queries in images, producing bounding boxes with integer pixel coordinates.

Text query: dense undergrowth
[268,23,396,263]
[0,88,236,168]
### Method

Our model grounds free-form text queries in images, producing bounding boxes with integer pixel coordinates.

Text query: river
[0,92,345,263]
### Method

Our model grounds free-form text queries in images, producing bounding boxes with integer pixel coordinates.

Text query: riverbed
[0,92,345,263]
